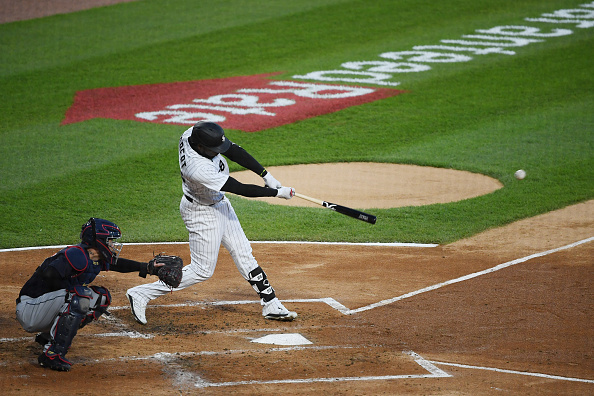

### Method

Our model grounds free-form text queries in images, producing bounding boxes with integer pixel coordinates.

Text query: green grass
[1,0,592,248]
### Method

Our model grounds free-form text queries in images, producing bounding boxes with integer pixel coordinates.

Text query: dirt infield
[2,4,593,394]
[1,200,592,395]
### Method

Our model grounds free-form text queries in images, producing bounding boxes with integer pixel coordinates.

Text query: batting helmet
[80,218,122,268]
[189,121,231,153]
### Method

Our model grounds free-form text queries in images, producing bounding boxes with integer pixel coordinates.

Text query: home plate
[251,333,313,346]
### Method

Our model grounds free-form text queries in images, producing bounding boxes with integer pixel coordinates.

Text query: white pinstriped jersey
[179,127,229,205]
[126,126,291,318]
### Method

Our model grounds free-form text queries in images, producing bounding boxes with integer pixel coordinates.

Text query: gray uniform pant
[16,288,105,334]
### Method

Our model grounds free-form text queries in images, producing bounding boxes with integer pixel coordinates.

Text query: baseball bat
[294,193,377,225]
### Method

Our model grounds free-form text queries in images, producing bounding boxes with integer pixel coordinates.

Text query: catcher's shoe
[38,349,72,372]
[126,290,148,325]
[263,298,297,321]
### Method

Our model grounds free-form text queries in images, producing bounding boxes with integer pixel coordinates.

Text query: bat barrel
[295,193,377,225]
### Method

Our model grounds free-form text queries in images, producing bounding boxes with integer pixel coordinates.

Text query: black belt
[184,194,222,206]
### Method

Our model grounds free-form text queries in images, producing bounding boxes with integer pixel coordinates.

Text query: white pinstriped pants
[130,196,259,301]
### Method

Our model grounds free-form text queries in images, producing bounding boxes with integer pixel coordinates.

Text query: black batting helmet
[189,121,231,153]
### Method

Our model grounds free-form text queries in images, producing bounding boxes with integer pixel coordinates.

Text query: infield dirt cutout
[232,162,503,209]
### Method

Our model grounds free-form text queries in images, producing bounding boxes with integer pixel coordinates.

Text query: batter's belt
[184,194,222,206]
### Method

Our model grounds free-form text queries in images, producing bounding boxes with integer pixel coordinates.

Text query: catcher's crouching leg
[39,286,91,371]
[79,286,111,329]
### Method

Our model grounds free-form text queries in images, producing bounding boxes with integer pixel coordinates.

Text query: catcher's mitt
[148,253,183,289]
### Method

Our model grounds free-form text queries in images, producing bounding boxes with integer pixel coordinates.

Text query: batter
[126,121,297,324]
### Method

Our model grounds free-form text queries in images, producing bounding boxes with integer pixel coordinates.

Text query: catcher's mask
[189,121,231,153]
[80,217,123,268]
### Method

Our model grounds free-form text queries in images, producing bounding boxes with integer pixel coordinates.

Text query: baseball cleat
[38,350,71,372]
[263,298,298,321]
[126,290,148,325]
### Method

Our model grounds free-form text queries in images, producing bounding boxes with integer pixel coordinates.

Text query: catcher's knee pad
[247,266,276,303]
[90,286,111,311]
[68,286,92,315]
[80,286,111,328]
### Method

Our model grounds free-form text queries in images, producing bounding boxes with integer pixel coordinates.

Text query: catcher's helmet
[80,218,123,268]
[189,121,231,153]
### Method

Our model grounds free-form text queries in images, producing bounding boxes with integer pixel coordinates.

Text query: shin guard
[247,266,276,303]
[49,286,91,356]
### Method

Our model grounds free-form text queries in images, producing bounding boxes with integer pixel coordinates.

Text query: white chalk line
[428,360,594,384]
[145,349,594,387]
[2,339,592,386]
[0,323,363,344]
[0,240,437,253]
[4,236,589,343]
[3,238,591,386]
[105,344,357,361]
[344,236,594,314]
[120,349,451,388]
[0,331,152,344]
[1,343,451,388]
[0,344,354,367]
[126,349,594,387]
[0,312,154,343]
[107,297,348,312]
[106,237,593,316]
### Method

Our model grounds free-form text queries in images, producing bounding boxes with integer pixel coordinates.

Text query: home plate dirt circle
[231,162,503,209]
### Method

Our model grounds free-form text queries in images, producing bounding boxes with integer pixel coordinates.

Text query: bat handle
[294,192,325,206]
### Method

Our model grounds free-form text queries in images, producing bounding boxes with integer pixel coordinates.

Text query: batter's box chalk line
[87,348,594,386]
[107,349,451,388]
[109,236,594,317]
[195,353,450,388]
[142,349,594,387]
[343,236,594,314]
[0,310,152,344]
[426,360,594,384]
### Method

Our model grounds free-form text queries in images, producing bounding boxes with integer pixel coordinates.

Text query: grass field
[0,0,592,248]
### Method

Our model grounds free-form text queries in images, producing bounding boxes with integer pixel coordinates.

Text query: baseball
[514,169,526,180]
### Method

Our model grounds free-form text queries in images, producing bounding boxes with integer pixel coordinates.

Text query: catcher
[15,217,182,372]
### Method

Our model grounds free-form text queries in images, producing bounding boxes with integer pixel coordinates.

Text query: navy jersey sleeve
[110,258,145,273]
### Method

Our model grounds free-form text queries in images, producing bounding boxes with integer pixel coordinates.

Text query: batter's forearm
[221,177,277,197]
